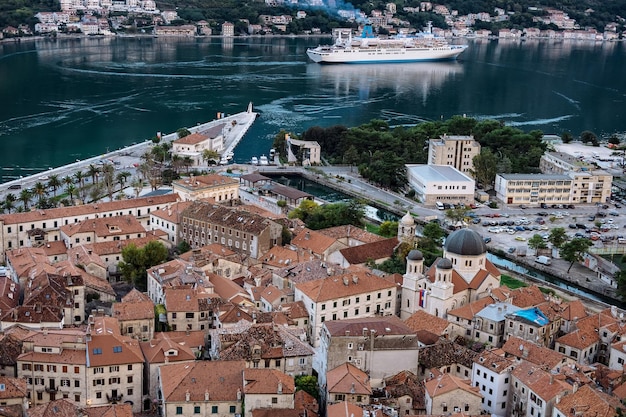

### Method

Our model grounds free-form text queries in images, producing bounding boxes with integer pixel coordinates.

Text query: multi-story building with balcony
[428,134,481,175]
[294,270,397,347]
[17,328,88,407]
[85,316,144,412]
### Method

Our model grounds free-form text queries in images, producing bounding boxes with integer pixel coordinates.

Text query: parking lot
[464,201,626,257]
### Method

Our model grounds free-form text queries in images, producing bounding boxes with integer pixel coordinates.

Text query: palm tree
[102,164,115,201]
[87,164,101,184]
[47,174,61,197]
[62,175,74,189]
[171,155,184,174]
[19,189,32,210]
[3,194,16,213]
[66,184,76,203]
[74,170,85,189]
[131,177,143,198]
[183,156,194,173]
[33,182,46,203]
[116,171,131,190]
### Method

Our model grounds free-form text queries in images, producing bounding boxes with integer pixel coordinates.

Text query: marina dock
[0,104,258,196]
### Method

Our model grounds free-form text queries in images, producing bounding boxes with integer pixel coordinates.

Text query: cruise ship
[306,23,467,64]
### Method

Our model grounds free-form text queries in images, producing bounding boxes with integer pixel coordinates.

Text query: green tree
[422,221,445,246]
[294,375,319,401]
[118,241,169,290]
[176,240,191,255]
[548,227,568,250]
[580,130,598,146]
[471,149,498,189]
[527,234,547,255]
[343,145,360,171]
[559,238,592,273]
[561,131,573,143]
[445,206,469,224]
[288,200,320,223]
[616,270,626,300]
[177,128,191,138]
[202,149,220,165]
[378,221,399,238]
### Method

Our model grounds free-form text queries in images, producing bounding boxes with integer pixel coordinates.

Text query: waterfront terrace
[0,194,179,262]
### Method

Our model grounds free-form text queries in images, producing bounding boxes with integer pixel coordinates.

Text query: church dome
[400,211,415,226]
[407,250,423,261]
[444,228,487,256]
[437,258,453,269]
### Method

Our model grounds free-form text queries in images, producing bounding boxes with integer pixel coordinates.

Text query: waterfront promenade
[0,105,257,198]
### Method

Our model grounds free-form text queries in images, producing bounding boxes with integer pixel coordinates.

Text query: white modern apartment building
[405,164,475,206]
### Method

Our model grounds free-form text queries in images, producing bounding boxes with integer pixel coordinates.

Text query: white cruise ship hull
[307,45,467,64]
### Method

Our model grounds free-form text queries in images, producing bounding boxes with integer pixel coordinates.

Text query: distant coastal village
[1,0,624,41]
[0,104,624,417]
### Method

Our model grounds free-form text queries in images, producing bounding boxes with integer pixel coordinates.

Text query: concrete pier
[0,105,258,195]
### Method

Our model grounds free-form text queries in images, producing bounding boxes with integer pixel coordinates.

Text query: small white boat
[259,155,269,166]
[226,151,234,160]
[269,148,276,159]
[219,157,229,165]
[251,157,259,165]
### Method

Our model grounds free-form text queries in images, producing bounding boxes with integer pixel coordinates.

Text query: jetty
[0,104,258,196]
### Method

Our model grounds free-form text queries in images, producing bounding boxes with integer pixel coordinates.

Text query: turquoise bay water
[0,36,625,181]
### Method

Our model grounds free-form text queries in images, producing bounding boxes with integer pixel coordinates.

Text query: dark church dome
[444,228,487,256]
[437,258,453,269]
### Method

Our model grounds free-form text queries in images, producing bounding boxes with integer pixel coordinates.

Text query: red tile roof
[243,369,295,395]
[295,271,396,302]
[326,363,372,395]
[159,360,245,402]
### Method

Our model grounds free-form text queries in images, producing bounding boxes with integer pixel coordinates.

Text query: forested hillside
[2,0,625,33]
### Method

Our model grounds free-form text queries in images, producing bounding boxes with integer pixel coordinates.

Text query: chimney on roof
[185,391,190,402]
[522,348,528,358]
[352,275,358,284]
[573,382,578,393]
[343,277,349,286]
[350,383,355,394]
[305,232,310,240]
[277,381,283,394]
[237,388,241,401]
[205,391,209,401]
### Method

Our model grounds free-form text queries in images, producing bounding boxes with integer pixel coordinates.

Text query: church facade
[401,228,501,319]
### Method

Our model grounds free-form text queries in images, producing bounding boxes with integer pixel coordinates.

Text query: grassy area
[364,223,380,235]
[500,274,528,289]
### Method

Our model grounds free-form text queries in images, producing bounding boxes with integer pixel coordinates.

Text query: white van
[436,201,445,210]
[535,256,552,265]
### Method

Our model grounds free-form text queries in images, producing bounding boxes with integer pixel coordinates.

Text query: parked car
[515,236,527,241]
[535,255,552,265]
[484,237,492,243]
